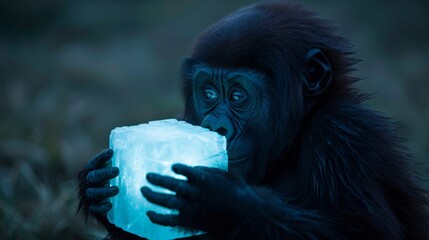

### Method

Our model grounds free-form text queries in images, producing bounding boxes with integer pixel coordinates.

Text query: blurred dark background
[0,0,428,239]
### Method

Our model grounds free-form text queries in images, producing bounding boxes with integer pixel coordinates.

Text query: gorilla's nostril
[217,127,227,136]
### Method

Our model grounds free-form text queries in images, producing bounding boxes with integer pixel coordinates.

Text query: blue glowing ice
[107,119,227,239]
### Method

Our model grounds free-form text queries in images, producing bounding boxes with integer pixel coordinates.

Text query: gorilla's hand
[141,163,252,234]
[78,148,120,220]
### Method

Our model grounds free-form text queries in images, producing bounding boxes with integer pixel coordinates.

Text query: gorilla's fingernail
[111,167,119,175]
[173,163,185,168]
[171,163,180,170]
[146,211,155,217]
[112,187,119,194]
[146,173,156,181]
[141,186,151,194]
[104,148,113,158]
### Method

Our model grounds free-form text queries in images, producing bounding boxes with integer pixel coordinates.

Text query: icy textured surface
[108,119,227,239]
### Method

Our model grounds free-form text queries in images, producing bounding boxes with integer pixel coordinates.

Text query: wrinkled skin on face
[191,65,272,182]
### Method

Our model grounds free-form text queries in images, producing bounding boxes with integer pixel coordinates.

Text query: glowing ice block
[107,119,228,239]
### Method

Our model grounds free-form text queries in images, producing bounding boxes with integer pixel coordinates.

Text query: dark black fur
[78,2,429,239]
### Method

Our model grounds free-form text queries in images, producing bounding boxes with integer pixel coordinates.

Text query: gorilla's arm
[295,104,428,239]
[142,164,340,239]
[142,105,424,239]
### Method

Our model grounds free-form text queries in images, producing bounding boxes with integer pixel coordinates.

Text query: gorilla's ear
[303,48,332,96]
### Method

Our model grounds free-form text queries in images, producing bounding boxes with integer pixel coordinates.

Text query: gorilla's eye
[203,88,218,100]
[230,90,247,104]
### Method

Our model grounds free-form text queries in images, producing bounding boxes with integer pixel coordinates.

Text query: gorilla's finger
[147,173,198,199]
[86,186,119,201]
[86,149,113,170]
[172,163,207,184]
[141,186,184,210]
[87,167,119,185]
[88,202,112,216]
[194,166,226,175]
[146,211,179,227]
[146,173,180,188]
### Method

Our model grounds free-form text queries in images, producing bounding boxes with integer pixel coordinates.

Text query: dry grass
[0,161,104,240]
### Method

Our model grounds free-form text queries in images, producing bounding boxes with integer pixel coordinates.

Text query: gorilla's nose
[201,115,234,141]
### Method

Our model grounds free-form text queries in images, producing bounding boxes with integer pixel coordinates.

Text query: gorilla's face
[191,65,273,181]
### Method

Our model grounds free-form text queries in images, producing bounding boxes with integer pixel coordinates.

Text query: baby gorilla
[78,2,429,240]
